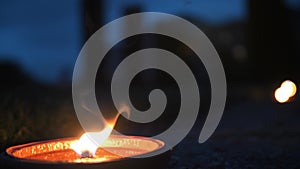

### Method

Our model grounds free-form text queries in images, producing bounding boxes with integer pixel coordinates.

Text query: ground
[0,83,299,169]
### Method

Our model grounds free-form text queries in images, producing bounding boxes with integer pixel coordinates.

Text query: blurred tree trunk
[247,0,297,82]
[83,0,103,41]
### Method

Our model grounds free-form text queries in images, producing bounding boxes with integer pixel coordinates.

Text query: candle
[1,135,170,169]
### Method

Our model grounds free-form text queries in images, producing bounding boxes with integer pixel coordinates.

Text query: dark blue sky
[104,0,246,24]
[0,0,248,83]
[0,0,81,83]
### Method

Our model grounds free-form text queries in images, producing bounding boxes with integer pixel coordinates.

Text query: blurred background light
[274,80,297,103]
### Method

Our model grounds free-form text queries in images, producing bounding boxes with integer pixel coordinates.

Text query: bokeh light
[274,80,297,103]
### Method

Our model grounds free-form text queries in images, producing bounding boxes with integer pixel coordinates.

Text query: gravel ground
[167,100,300,169]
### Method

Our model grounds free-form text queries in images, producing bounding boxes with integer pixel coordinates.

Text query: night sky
[0,0,247,83]
[0,0,298,83]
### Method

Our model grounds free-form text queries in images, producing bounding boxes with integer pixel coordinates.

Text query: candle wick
[80,150,94,158]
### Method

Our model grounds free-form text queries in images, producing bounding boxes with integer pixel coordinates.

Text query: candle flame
[70,106,130,158]
[70,124,114,158]
[274,80,297,103]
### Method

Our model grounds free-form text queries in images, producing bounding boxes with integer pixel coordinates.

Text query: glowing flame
[70,124,114,158]
[70,106,130,158]
[274,80,297,103]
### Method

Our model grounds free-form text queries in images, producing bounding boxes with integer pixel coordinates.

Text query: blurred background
[0,0,300,168]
